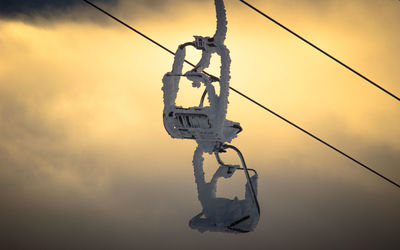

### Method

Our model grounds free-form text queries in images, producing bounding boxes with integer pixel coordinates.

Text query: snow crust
[190,145,259,233]
[162,0,235,152]
[162,0,259,233]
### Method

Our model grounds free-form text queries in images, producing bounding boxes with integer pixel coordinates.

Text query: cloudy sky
[1,0,399,249]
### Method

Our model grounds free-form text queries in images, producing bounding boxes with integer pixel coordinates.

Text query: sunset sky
[1,0,399,249]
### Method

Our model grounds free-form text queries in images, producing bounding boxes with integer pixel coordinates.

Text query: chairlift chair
[189,144,260,233]
[162,38,241,146]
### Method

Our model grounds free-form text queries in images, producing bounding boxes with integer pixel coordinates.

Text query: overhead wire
[239,0,400,102]
[82,0,400,190]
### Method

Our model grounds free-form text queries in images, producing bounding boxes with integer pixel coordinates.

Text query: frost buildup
[161,0,260,233]
[162,0,240,153]
[190,145,259,233]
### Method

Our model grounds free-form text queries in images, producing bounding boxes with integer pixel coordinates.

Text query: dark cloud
[0,0,75,16]
[0,0,115,18]
[0,86,399,249]
[0,0,209,23]
[1,87,399,249]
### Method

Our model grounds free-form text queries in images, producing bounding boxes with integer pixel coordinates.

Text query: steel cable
[239,0,400,102]
[82,0,400,190]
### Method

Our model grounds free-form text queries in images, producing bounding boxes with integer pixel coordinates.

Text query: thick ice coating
[190,145,259,233]
[161,0,260,234]
[162,0,239,152]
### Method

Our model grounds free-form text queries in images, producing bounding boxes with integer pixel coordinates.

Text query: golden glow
[1,0,399,195]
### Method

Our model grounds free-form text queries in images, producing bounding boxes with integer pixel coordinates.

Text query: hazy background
[1,0,399,249]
